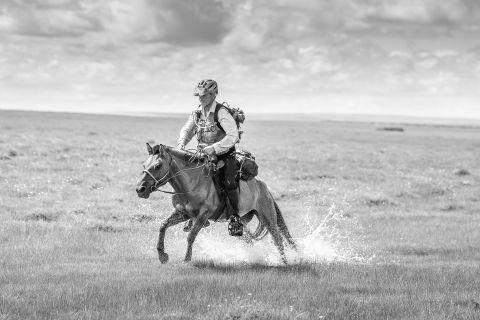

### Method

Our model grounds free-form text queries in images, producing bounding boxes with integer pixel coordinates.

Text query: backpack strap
[194,109,201,120]
[213,102,226,133]
[193,108,202,134]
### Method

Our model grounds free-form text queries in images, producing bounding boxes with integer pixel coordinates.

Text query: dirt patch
[440,204,464,212]
[292,174,334,181]
[364,195,396,207]
[71,209,86,215]
[90,183,104,190]
[453,299,480,311]
[454,168,470,176]
[131,214,156,223]
[412,183,449,198]
[89,224,123,233]
[377,127,404,132]
[388,246,465,257]
[66,178,82,185]
[24,213,56,222]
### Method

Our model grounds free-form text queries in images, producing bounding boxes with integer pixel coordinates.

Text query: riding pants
[217,149,239,215]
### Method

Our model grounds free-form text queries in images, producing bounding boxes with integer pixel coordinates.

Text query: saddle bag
[235,150,258,181]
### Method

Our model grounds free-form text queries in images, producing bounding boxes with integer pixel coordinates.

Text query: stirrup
[228,216,243,237]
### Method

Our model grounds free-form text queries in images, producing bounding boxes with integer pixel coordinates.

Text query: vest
[195,103,227,148]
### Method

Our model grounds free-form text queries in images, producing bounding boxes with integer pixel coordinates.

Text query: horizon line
[1,107,480,127]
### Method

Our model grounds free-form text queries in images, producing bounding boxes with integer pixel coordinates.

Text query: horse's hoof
[158,252,169,264]
[183,220,193,232]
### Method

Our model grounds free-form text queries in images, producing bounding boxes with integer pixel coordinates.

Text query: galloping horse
[136,143,296,263]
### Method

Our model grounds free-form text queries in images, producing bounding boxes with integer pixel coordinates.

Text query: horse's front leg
[157,210,188,264]
[184,210,209,263]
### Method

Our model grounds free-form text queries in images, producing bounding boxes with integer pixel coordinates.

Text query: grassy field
[0,110,479,319]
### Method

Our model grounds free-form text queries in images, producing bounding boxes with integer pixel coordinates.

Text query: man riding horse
[176,79,243,236]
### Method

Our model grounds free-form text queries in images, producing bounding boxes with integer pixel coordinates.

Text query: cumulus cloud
[363,0,480,28]
[0,0,479,116]
[0,0,103,37]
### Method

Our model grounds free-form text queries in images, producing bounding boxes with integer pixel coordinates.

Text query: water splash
[182,202,369,265]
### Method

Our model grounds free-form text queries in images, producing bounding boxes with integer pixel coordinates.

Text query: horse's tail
[273,200,297,249]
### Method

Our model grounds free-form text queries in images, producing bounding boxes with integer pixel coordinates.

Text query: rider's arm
[177,112,196,148]
[212,108,239,155]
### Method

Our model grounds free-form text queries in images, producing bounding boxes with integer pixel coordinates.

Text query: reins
[143,149,212,195]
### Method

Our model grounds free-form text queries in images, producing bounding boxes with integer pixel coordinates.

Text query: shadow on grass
[192,260,325,275]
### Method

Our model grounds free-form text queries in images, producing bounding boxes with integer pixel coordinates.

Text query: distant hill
[1,108,480,127]
[126,111,480,127]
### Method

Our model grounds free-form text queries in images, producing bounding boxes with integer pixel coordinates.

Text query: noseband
[141,149,206,195]
[142,153,173,192]
[143,166,170,189]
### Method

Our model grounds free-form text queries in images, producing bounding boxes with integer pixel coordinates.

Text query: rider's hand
[176,143,185,150]
[203,146,216,156]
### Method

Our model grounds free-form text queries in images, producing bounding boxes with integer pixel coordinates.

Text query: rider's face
[199,92,215,108]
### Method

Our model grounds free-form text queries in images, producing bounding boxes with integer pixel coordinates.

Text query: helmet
[194,79,218,96]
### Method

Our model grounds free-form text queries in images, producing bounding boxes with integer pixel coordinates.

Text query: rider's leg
[222,154,243,236]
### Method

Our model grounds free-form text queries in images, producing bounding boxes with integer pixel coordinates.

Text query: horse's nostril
[138,186,146,193]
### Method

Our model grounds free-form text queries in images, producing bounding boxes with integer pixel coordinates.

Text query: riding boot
[226,188,243,236]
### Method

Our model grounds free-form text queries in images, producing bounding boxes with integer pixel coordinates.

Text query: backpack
[195,102,245,139]
[235,150,258,181]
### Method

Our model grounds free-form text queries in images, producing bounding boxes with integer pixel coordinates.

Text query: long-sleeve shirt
[177,100,239,155]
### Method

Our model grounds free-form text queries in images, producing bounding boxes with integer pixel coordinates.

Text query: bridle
[142,150,208,195]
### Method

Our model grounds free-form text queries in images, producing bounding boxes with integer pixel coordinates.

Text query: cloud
[363,0,480,27]
[0,0,232,44]
[0,0,103,37]
[144,0,232,45]
[69,0,234,46]
[0,0,479,117]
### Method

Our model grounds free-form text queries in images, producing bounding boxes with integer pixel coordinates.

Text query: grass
[0,110,480,319]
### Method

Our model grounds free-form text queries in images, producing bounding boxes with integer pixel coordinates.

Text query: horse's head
[136,143,171,199]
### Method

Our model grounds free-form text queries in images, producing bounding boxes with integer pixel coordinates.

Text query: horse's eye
[154,163,161,170]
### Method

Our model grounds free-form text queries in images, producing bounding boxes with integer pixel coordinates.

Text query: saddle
[208,150,258,221]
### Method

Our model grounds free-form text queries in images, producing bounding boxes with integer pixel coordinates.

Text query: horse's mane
[156,144,206,163]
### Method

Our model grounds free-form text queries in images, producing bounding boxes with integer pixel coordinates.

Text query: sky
[0,0,479,118]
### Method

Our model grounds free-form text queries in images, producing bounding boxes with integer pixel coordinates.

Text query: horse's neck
[168,153,209,196]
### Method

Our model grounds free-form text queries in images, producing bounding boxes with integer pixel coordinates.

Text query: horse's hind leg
[257,205,287,264]
[279,221,297,250]
[157,210,188,264]
[238,210,257,245]
[268,223,287,264]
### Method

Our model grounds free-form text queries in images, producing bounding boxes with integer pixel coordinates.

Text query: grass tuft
[24,213,56,222]
[364,195,397,207]
[454,168,470,176]
[377,127,404,132]
[130,214,156,223]
[88,224,123,233]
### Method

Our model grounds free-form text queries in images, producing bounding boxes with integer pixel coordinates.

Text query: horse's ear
[146,143,153,155]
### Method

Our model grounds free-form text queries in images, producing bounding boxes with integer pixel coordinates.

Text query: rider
[176,79,243,236]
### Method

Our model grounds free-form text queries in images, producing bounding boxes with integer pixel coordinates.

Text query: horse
[135,143,296,264]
